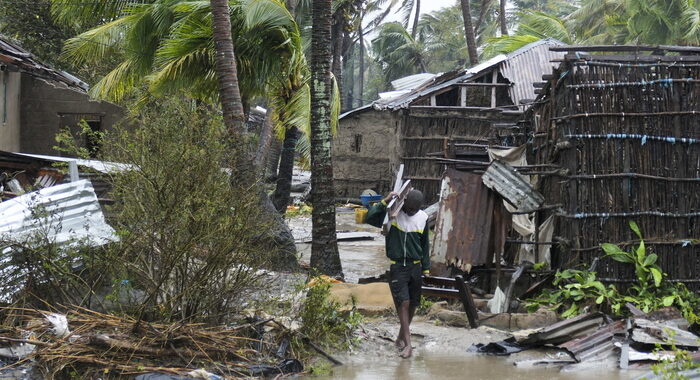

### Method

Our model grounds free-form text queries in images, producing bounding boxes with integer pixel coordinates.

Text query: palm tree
[372,22,428,83]
[482,10,573,57]
[210,0,246,136]
[459,0,479,65]
[310,0,343,278]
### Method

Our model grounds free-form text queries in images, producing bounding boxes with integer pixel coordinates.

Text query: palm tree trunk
[286,0,296,17]
[210,0,246,135]
[273,126,300,212]
[254,111,275,179]
[411,0,421,39]
[358,16,365,107]
[460,0,479,65]
[310,0,342,278]
[344,44,355,111]
[331,13,344,100]
[499,0,508,36]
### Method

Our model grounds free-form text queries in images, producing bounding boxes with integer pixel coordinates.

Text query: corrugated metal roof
[0,35,88,91]
[374,38,566,111]
[500,38,566,106]
[0,179,117,247]
[14,153,133,174]
[391,73,436,91]
[482,159,544,213]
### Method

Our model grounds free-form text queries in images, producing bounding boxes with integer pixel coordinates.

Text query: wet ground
[287,210,645,380]
[288,210,387,284]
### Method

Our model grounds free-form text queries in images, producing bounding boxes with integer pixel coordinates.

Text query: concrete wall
[0,71,21,151]
[334,109,399,198]
[19,76,124,155]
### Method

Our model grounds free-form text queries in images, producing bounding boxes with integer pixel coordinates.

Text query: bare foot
[399,345,412,358]
[395,336,406,350]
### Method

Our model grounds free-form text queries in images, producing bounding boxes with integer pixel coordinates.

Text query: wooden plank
[421,286,460,300]
[456,275,480,328]
[460,86,467,107]
[388,180,412,218]
[456,82,511,87]
[491,70,498,108]
[382,164,404,235]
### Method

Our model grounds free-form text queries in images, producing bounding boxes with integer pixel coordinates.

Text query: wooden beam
[490,70,498,108]
[550,44,700,53]
[456,82,511,87]
[456,275,480,328]
[460,86,467,107]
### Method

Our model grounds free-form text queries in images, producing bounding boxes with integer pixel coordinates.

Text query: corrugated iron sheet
[482,159,544,213]
[519,312,606,346]
[499,38,566,104]
[391,73,436,91]
[0,36,88,91]
[0,179,116,246]
[15,152,132,174]
[372,38,566,111]
[558,320,626,362]
[431,168,509,272]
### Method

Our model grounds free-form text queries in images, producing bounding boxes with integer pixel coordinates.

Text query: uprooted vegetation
[0,98,361,377]
[526,221,700,323]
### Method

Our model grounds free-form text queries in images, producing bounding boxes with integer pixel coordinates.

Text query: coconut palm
[210,0,246,135]
[372,22,428,83]
[310,0,343,278]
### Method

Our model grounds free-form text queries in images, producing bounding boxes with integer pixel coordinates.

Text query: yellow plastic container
[355,207,368,224]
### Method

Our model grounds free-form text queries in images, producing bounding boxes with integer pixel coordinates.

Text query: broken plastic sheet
[467,337,526,356]
[488,145,552,265]
[488,286,506,314]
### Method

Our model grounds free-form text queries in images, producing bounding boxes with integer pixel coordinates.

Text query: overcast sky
[383,0,457,23]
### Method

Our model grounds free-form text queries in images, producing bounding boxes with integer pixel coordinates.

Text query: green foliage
[296,277,362,350]
[528,221,700,323]
[93,97,278,323]
[54,120,105,159]
[526,268,620,317]
[416,295,435,315]
[651,338,700,380]
[285,203,313,218]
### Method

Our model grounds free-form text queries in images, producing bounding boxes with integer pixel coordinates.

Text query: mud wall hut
[0,35,123,155]
[334,39,566,203]
[527,45,700,291]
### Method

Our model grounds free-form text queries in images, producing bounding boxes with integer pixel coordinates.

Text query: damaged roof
[340,38,565,120]
[0,35,88,91]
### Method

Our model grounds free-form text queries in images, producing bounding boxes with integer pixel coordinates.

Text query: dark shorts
[389,262,422,308]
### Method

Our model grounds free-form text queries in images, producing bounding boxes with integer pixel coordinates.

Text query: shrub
[97,97,276,324]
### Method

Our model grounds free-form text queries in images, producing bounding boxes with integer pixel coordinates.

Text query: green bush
[95,97,275,323]
[528,221,700,322]
[296,277,362,350]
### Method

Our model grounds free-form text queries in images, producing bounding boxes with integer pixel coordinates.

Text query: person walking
[365,189,430,358]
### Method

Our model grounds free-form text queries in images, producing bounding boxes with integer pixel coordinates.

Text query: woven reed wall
[531,57,700,290]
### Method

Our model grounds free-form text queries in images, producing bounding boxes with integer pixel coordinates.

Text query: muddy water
[311,354,640,380]
[289,211,643,380]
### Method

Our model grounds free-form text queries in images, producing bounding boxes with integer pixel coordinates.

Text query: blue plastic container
[360,194,383,207]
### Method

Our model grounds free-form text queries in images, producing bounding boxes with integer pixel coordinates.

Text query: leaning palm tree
[309,0,343,278]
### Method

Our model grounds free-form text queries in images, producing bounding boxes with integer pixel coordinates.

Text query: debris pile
[469,307,700,372]
[0,307,303,379]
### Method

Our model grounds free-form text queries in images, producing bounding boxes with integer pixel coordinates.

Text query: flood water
[310,353,641,380]
[290,211,644,380]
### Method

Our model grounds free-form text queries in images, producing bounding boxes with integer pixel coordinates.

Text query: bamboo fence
[529,50,700,290]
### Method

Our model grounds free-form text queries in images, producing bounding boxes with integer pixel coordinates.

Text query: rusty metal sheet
[519,312,606,346]
[482,159,544,213]
[431,168,499,271]
[558,320,626,362]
